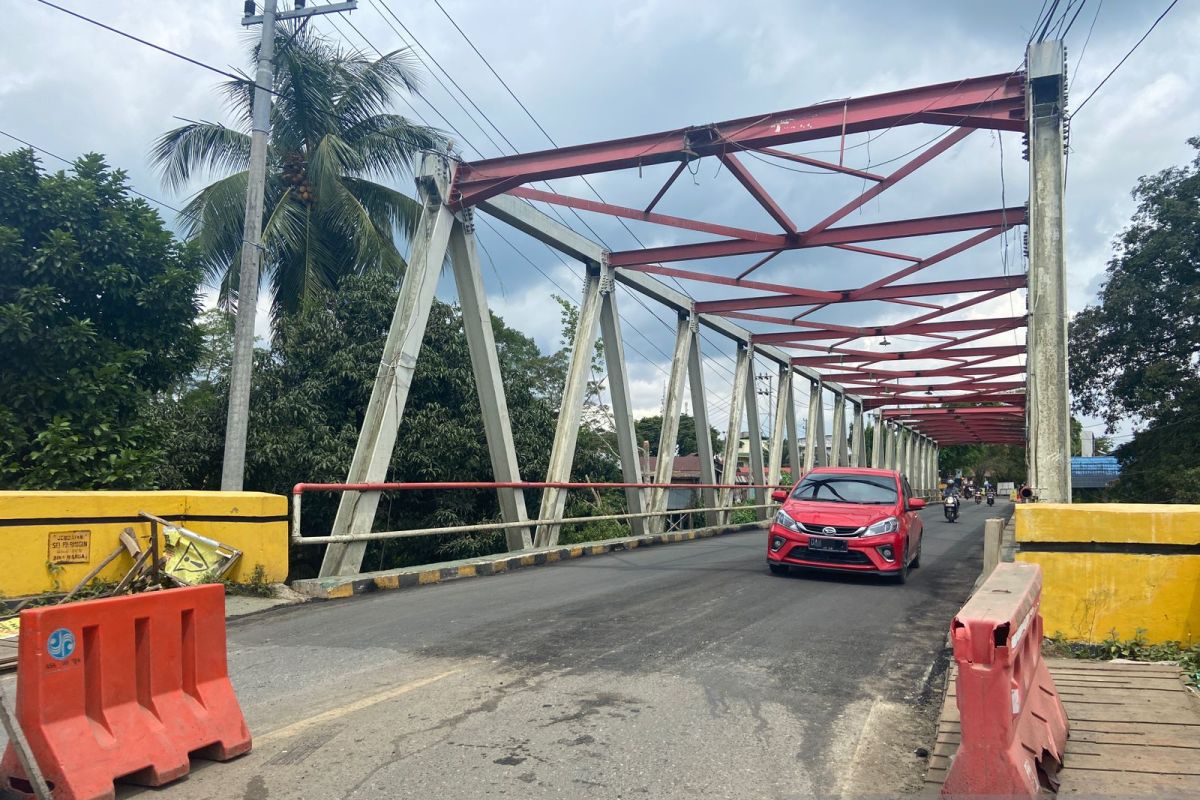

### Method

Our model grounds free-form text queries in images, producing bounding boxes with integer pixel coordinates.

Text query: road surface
[7,501,1002,799]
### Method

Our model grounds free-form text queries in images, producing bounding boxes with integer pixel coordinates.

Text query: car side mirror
[908,498,926,510]
[771,489,788,502]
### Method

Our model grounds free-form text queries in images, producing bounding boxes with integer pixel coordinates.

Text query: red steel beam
[792,344,1026,367]
[717,152,797,233]
[507,186,781,244]
[753,315,1025,345]
[449,71,1025,208]
[884,407,1025,416]
[863,391,1026,409]
[820,364,1026,381]
[801,127,974,240]
[755,147,886,182]
[626,264,842,302]
[644,162,687,213]
[696,274,1026,314]
[859,227,1007,294]
[610,207,1027,267]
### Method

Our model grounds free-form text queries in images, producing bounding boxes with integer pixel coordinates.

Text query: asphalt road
[10,500,1003,800]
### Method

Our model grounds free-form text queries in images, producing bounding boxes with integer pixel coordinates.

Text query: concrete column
[831,394,848,467]
[871,412,884,468]
[884,423,897,471]
[850,402,865,467]
[536,267,604,546]
[919,437,930,496]
[767,365,793,486]
[898,427,910,480]
[1026,39,1072,503]
[687,325,719,525]
[448,218,532,551]
[803,379,820,471]
[785,374,801,484]
[719,343,751,521]
[319,157,455,578]
[649,313,693,533]
[813,384,828,467]
[599,284,648,536]
[743,351,767,519]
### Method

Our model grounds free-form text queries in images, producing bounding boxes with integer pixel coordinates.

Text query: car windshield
[790,473,898,504]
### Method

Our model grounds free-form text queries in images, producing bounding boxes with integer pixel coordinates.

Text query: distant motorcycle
[986,490,996,507]
[944,494,959,523]
[975,492,982,505]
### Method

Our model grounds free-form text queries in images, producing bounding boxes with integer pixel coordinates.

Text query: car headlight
[775,508,802,533]
[866,516,899,535]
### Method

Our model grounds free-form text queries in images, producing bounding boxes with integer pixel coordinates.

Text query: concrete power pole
[1025,39,1071,503]
[222,0,358,490]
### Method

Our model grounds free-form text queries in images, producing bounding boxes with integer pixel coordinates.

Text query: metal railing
[290,480,789,545]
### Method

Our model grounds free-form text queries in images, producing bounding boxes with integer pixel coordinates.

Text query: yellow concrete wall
[0,491,288,598]
[1015,504,1200,644]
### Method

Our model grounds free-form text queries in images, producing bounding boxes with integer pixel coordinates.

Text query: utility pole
[222,0,358,490]
[1025,39,1071,503]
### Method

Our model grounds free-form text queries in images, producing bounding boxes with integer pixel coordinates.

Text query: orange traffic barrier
[942,562,1067,798]
[0,585,251,800]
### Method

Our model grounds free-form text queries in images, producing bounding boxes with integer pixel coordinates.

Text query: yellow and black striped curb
[290,521,768,600]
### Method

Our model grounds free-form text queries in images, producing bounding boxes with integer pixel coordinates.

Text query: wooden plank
[1059,685,1188,699]
[1056,678,1185,690]
[1063,705,1200,725]
[1058,769,1200,797]
[1064,744,1200,774]
[1066,727,1200,748]
[1049,663,1183,674]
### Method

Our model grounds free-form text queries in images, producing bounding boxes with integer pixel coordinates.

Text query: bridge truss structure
[317,41,1071,579]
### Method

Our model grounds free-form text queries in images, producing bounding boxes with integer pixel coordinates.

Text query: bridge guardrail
[289,480,787,545]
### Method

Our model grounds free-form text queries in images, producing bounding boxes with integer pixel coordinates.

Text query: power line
[1070,0,1104,87]
[29,0,270,94]
[1071,0,1179,118]
[424,0,693,295]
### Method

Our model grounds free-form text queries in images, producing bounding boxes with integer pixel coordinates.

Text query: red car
[766,467,925,583]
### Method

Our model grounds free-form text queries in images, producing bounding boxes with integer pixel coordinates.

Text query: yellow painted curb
[457,565,476,578]
[418,570,441,585]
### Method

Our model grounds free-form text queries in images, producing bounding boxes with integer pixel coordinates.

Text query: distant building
[735,433,833,466]
[1071,456,1120,489]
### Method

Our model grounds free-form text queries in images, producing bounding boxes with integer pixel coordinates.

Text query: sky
[3,0,1198,449]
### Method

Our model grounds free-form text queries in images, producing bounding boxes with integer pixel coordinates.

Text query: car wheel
[768,563,788,575]
[910,540,922,569]
[893,546,910,584]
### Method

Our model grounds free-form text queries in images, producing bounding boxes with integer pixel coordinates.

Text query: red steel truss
[448,70,1029,446]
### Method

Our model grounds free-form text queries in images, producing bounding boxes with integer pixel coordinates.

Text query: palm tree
[152,28,447,322]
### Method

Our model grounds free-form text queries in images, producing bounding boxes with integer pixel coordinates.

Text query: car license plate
[808,536,848,553]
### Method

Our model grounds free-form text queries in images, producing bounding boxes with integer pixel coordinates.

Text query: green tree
[152,271,567,576]
[151,28,445,322]
[0,149,202,489]
[635,414,722,457]
[1070,138,1200,501]
[1070,138,1200,427]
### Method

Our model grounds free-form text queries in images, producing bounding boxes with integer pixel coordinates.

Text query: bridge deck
[2,503,998,799]
[927,659,1200,797]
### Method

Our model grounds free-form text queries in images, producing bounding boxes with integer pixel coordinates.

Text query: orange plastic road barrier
[942,562,1067,798]
[0,584,251,800]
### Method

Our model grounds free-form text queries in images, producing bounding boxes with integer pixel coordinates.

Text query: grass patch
[1045,629,1200,687]
[210,564,277,598]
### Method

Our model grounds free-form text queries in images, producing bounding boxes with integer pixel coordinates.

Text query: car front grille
[796,522,863,537]
[788,545,872,565]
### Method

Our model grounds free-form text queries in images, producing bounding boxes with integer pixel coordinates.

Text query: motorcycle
[975,491,982,505]
[986,490,996,506]
[944,494,959,523]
